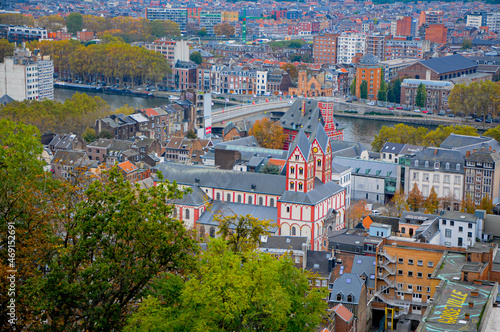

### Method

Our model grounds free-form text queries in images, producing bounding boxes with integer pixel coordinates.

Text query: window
[248,196,253,204]
[317,159,321,166]
[286,206,290,213]
[259,197,264,205]
[290,166,295,174]
[428,273,432,279]
[417,260,423,266]
[295,155,299,161]
[408,271,413,277]
[427,287,431,293]
[227,193,231,201]
[299,167,304,175]
[450,221,454,226]
[417,272,423,278]
[216,193,221,200]
[298,183,303,190]
[468,232,473,238]
[336,294,342,301]
[444,175,450,183]
[445,229,452,238]
[415,160,419,167]
[433,174,440,182]
[459,226,463,232]
[398,258,404,264]
[270,198,275,207]
[407,284,413,291]
[442,220,446,225]
[184,209,190,219]
[408,259,414,265]
[347,295,353,302]
[428,262,434,268]
[290,182,294,189]
[398,270,403,275]
[425,161,429,167]
[238,195,242,203]
[401,227,406,234]
[468,223,473,229]
[417,286,422,291]
[209,227,216,238]
[445,162,450,170]
[291,226,296,236]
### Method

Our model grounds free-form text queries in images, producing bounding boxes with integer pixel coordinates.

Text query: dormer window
[295,155,299,161]
[456,164,460,170]
[336,294,342,301]
[425,161,429,167]
[347,295,353,302]
[446,162,450,170]
[415,160,419,167]
[434,162,440,169]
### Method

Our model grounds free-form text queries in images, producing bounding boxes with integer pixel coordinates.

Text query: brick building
[396,17,413,36]
[401,79,453,112]
[464,149,500,205]
[313,33,339,64]
[355,53,381,100]
[385,38,430,60]
[424,24,447,44]
[398,54,478,81]
[366,35,387,61]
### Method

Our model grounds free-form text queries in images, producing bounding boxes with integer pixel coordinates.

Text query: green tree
[485,126,500,141]
[378,69,387,102]
[415,83,426,109]
[349,77,356,96]
[407,182,424,212]
[214,22,235,38]
[65,12,83,35]
[0,39,14,62]
[462,39,472,50]
[149,20,167,37]
[31,169,199,330]
[392,78,401,103]
[125,239,328,332]
[424,187,440,214]
[198,27,207,37]
[260,162,281,175]
[36,14,65,32]
[189,51,203,65]
[216,214,273,253]
[186,129,197,138]
[289,40,303,48]
[82,126,96,143]
[360,80,368,99]
[371,123,427,152]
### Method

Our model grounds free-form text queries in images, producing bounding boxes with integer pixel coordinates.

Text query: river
[54,88,434,148]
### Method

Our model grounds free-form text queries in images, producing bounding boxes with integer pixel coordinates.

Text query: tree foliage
[214,22,236,37]
[260,162,281,175]
[484,126,500,141]
[0,39,14,62]
[462,39,472,50]
[424,187,440,214]
[388,189,407,217]
[249,118,285,149]
[280,63,298,80]
[350,77,356,96]
[189,51,203,65]
[36,14,65,32]
[461,196,476,214]
[407,183,424,212]
[125,239,328,332]
[0,13,34,26]
[449,81,500,117]
[479,195,494,214]
[216,214,273,253]
[371,123,479,152]
[360,80,368,99]
[65,12,83,35]
[0,92,133,135]
[415,83,426,108]
[346,199,367,228]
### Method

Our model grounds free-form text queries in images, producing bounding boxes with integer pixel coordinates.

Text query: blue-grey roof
[381,142,405,154]
[420,54,477,74]
[196,200,278,233]
[171,186,209,206]
[305,250,333,278]
[359,53,380,65]
[440,134,500,157]
[259,235,308,251]
[410,148,464,173]
[154,162,285,195]
[280,98,327,136]
[440,211,478,223]
[288,128,311,160]
[333,157,398,178]
[331,161,351,174]
[402,79,453,87]
[329,273,365,305]
[350,255,376,289]
[330,140,367,159]
[311,122,329,154]
[279,178,344,205]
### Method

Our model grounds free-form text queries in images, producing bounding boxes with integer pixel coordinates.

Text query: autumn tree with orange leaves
[345,200,367,228]
[249,118,286,149]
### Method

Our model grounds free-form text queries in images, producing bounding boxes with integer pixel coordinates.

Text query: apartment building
[200,11,222,36]
[365,35,386,61]
[7,26,47,43]
[0,48,54,101]
[401,79,453,113]
[385,38,430,60]
[313,33,339,64]
[439,211,483,248]
[395,17,418,37]
[409,148,464,209]
[464,150,500,205]
[355,53,381,100]
[145,8,188,31]
[142,39,189,66]
[419,10,443,26]
[337,33,366,64]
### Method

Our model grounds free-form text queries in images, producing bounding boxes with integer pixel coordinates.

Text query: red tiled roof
[141,108,159,117]
[118,161,138,173]
[333,304,354,323]
[268,158,286,170]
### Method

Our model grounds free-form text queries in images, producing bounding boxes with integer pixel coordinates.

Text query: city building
[424,24,447,44]
[385,38,430,60]
[355,53,381,101]
[439,211,483,248]
[409,147,464,209]
[7,26,47,43]
[313,33,339,64]
[289,70,333,97]
[0,48,53,101]
[199,11,222,36]
[337,33,366,64]
[396,17,417,37]
[419,10,443,27]
[380,143,424,164]
[365,35,387,61]
[380,58,419,81]
[174,60,197,91]
[466,12,487,29]
[464,149,500,205]
[401,79,453,112]
[145,8,188,32]
[142,39,189,66]
[398,54,478,81]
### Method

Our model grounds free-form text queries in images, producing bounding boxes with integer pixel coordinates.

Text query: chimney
[489,146,492,151]
[434,149,438,155]
[473,149,477,153]
[302,99,306,117]
[466,150,471,158]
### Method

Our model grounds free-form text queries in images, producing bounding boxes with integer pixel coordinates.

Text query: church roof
[310,122,329,153]
[280,98,325,136]
[279,178,344,206]
[288,128,311,160]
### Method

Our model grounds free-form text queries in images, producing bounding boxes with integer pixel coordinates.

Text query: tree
[189,51,203,65]
[392,78,401,103]
[424,187,440,214]
[198,27,207,37]
[36,14,65,32]
[29,169,199,330]
[149,20,167,37]
[378,69,387,102]
[186,129,197,139]
[461,196,476,214]
[214,22,235,38]
[407,183,424,212]
[479,195,494,214]
[82,126,96,143]
[280,63,298,80]
[415,83,426,109]
[0,39,14,62]
[350,77,356,96]
[462,39,472,50]
[65,12,83,35]
[125,239,328,332]
[260,162,281,175]
[360,80,368,99]
[216,214,273,253]
[249,118,285,149]
[485,126,500,141]
[388,189,407,217]
[289,40,303,48]
[0,13,34,26]
[345,199,367,228]
[163,20,181,37]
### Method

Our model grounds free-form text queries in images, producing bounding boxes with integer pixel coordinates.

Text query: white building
[337,33,366,64]
[487,12,500,32]
[331,162,352,207]
[0,49,53,101]
[466,14,484,29]
[200,11,222,36]
[256,70,267,95]
[438,211,483,248]
[409,148,464,210]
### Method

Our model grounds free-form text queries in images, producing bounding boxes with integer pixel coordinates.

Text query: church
[153,123,346,251]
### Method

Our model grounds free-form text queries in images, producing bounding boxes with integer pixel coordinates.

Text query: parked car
[371,210,382,215]
[414,109,421,113]
[486,119,492,123]
[396,106,403,110]
[346,99,352,103]
[438,111,446,116]
[448,114,456,117]
[493,119,499,123]
[422,110,429,114]
[475,118,483,122]
[367,101,375,106]
[387,106,394,110]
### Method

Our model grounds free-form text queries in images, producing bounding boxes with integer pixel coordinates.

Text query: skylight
[357,259,362,264]
[346,278,352,284]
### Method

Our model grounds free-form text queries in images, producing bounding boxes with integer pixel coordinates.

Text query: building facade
[401,79,453,112]
[464,150,500,205]
[337,33,366,64]
[355,54,381,100]
[313,33,339,64]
